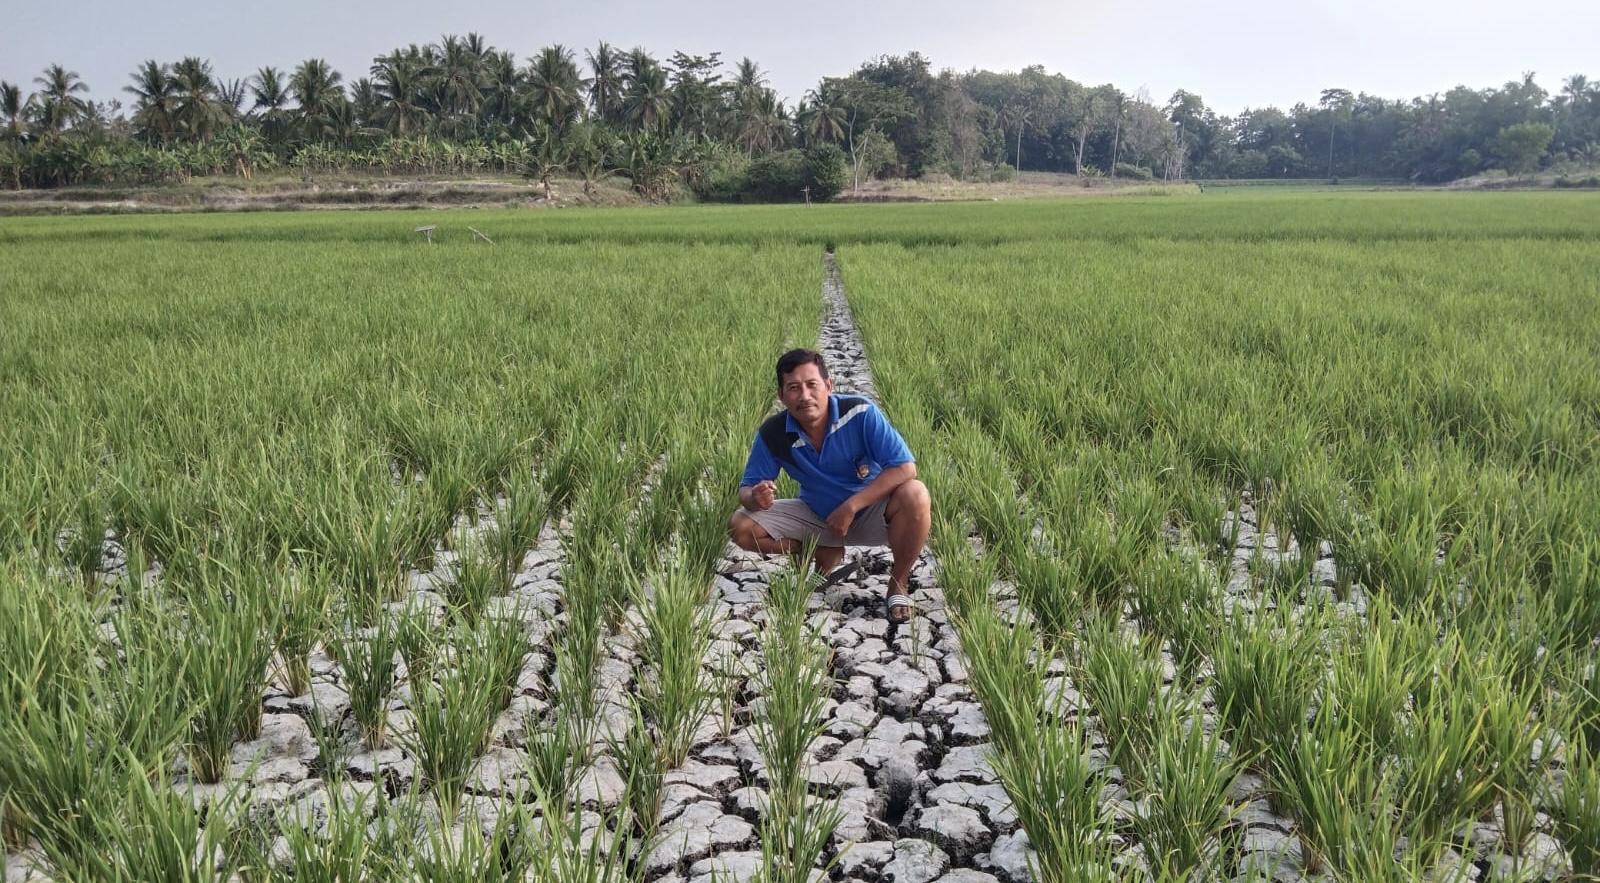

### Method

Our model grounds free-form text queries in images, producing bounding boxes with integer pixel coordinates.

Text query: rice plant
[442,546,502,629]
[751,565,843,883]
[274,561,333,696]
[400,643,500,824]
[630,561,718,769]
[1210,602,1324,778]
[329,610,403,751]
[1074,613,1168,789]
[1131,698,1242,881]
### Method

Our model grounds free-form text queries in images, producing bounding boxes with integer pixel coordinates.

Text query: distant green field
[4,191,1600,880]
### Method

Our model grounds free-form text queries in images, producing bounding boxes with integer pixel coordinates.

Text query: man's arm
[824,461,917,536]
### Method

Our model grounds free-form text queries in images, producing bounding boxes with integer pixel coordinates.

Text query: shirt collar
[785,394,839,436]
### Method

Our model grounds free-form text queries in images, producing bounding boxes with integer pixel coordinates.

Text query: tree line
[2,37,1597,196]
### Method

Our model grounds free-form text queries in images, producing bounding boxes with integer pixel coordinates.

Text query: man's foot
[885,588,914,624]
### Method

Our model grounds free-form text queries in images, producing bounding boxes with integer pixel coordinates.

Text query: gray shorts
[739,498,892,548]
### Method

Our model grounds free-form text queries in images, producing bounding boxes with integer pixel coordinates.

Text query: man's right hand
[745,480,777,511]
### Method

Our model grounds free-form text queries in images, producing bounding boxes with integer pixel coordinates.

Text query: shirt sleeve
[740,431,781,487]
[862,404,914,467]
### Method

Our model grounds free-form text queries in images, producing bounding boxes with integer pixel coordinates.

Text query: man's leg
[729,509,845,575]
[882,480,932,621]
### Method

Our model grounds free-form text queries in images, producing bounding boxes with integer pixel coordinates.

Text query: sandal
[814,557,863,590]
[885,592,914,624]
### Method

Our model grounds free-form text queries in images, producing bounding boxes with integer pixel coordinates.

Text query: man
[729,348,931,623]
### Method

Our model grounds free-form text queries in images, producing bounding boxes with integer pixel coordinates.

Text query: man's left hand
[825,500,859,537]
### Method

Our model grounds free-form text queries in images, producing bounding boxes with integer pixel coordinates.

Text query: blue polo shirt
[741,394,915,519]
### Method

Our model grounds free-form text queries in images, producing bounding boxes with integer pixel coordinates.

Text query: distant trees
[1,43,1597,194]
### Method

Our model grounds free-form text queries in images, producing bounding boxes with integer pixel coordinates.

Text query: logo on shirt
[856,463,871,479]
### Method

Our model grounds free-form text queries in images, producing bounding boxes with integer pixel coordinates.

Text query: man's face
[779,362,833,424]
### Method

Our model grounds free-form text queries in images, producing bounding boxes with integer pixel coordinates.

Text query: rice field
[2,191,1599,882]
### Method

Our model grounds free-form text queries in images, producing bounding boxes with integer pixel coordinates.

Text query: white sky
[3,0,1596,118]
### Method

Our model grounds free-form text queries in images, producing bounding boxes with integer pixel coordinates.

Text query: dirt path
[650,253,1025,883]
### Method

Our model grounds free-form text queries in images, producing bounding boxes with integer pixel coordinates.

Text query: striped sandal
[885,592,914,624]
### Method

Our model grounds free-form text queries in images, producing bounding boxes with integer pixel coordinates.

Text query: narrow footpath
[651,253,1027,883]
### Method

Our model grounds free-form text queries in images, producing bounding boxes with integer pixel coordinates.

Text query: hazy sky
[4,0,1596,117]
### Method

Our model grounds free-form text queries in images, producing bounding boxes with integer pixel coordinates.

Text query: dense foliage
[2,41,1598,196]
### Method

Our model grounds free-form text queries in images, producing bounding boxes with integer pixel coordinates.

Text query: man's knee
[728,511,766,551]
[889,479,931,519]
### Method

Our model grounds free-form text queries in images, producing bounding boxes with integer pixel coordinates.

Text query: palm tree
[32,64,91,138]
[290,59,344,143]
[798,87,846,145]
[735,87,788,155]
[1,81,28,144]
[623,50,670,133]
[171,57,233,143]
[526,45,586,134]
[586,42,624,124]
[125,61,178,143]
[733,58,766,98]
[435,34,484,121]
[479,49,523,135]
[249,66,293,154]
[373,59,430,137]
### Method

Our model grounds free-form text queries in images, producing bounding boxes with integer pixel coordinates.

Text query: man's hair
[775,348,829,388]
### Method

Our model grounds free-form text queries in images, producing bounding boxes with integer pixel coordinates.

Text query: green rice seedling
[407,799,537,883]
[0,687,122,882]
[272,785,389,883]
[60,491,109,594]
[989,716,1120,883]
[610,699,667,839]
[1175,473,1232,564]
[108,467,201,571]
[1010,541,1085,654]
[931,529,996,621]
[1068,512,1143,615]
[525,787,636,883]
[752,565,842,883]
[1132,698,1242,881]
[442,546,502,629]
[1470,650,1550,860]
[329,611,403,751]
[224,563,283,743]
[1548,536,1600,659]
[525,710,577,800]
[956,600,1044,760]
[102,757,244,883]
[476,612,531,718]
[1281,457,1341,574]
[400,647,500,824]
[484,473,549,591]
[394,599,441,685]
[1556,653,1600,761]
[1108,474,1169,559]
[632,561,717,768]
[1210,602,1323,778]
[1396,638,1497,852]
[1270,706,1386,877]
[176,573,276,781]
[676,490,736,584]
[1552,731,1600,880]
[1325,597,1425,756]
[315,484,417,610]
[274,562,333,696]
[1131,551,1221,683]
[1074,613,1167,790]
[302,692,346,784]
